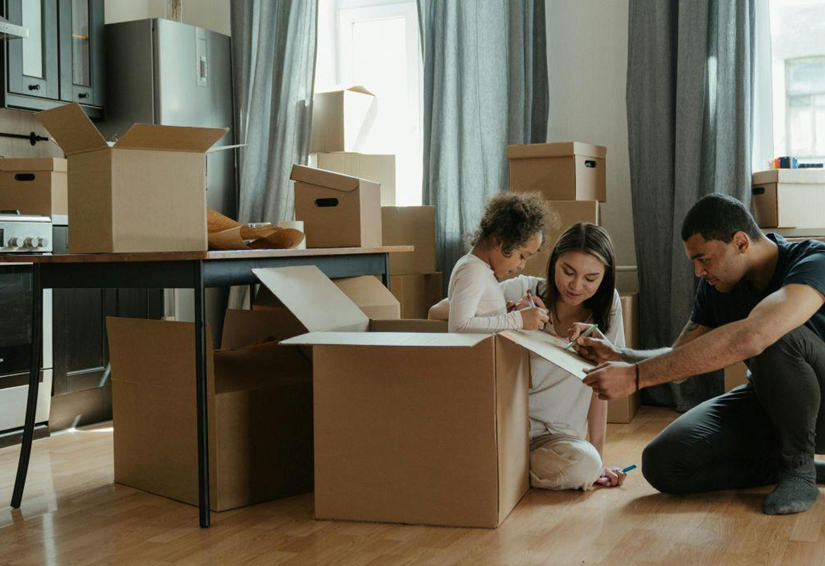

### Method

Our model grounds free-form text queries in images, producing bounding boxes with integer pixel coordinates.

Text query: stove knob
[36,237,49,248]
[7,237,22,247]
[24,237,37,248]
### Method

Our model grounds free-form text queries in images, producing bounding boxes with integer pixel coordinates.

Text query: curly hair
[469,192,557,256]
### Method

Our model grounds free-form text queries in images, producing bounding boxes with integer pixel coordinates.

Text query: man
[574,194,825,515]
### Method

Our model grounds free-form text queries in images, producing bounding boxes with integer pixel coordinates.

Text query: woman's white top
[500,276,626,440]
[446,253,523,333]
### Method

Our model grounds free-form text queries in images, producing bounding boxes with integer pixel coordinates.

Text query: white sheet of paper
[499,329,595,380]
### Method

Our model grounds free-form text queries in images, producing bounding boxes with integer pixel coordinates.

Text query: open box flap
[290,164,360,192]
[253,266,369,333]
[36,103,108,155]
[114,124,228,152]
[282,331,491,348]
[499,330,594,380]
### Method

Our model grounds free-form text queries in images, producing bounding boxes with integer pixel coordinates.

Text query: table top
[0,245,414,264]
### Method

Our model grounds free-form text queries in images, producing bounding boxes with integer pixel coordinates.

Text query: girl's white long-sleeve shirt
[446,254,523,333]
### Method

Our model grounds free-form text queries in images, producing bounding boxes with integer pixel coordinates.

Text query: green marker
[564,323,598,351]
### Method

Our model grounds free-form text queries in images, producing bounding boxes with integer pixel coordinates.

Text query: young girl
[447,192,552,333]
[435,222,627,490]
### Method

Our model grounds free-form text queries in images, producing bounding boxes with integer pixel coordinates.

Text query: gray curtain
[418,0,548,285]
[231,0,317,225]
[626,0,755,411]
[229,0,317,308]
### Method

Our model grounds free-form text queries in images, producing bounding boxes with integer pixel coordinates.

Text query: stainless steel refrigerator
[100,18,236,343]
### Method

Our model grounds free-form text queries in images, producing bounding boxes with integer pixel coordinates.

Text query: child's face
[491,232,543,277]
[554,250,606,307]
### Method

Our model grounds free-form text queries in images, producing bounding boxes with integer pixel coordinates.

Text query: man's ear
[732,231,750,254]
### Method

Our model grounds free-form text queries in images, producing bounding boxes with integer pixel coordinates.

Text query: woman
[430,222,627,490]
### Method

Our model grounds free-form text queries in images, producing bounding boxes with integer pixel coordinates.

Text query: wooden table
[1,246,412,528]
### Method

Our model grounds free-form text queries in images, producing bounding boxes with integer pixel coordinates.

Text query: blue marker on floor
[622,464,637,473]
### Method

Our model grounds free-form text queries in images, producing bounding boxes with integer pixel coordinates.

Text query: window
[769,0,825,164]
[315,0,423,206]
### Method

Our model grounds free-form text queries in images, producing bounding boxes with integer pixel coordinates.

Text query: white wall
[105,0,231,35]
[545,0,636,291]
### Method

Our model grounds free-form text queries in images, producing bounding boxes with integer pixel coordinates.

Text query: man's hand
[582,361,636,400]
[568,323,622,364]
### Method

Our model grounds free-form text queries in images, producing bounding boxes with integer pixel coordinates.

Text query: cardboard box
[724,362,749,392]
[752,170,825,228]
[0,158,68,220]
[390,273,443,319]
[310,86,377,153]
[254,265,605,528]
[607,293,641,424]
[36,103,227,253]
[255,274,400,321]
[507,142,607,202]
[292,165,382,248]
[313,152,396,206]
[106,310,313,512]
[382,206,437,275]
[507,200,600,279]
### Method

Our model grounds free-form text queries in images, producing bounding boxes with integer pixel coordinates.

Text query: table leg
[194,261,210,527]
[11,264,43,508]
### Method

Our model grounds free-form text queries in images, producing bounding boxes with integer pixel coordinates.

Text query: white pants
[529,434,603,491]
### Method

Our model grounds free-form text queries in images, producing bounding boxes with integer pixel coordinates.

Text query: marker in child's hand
[526,289,537,309]
[564,323,598,350]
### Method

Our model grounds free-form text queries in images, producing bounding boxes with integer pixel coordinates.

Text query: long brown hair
[543,223,616,333]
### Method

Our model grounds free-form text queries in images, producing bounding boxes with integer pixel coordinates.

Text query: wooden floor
[2,407,825,566]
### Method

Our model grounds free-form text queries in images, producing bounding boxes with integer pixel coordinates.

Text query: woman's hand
[594,466,627,488]
[568,322,621,364]
[520,307,550,330]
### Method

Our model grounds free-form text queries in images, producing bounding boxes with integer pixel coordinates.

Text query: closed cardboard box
[607,293,641,424]
[507,200,600,280]
[107,310,314,512]
[36,103,227,253]
[292,165,382,248]
[507,142,607,202]
[382,206,437,275]
[310,86,377,153]
[313,152,396,206]
[390,272,443,319]
[752,170,825,228]
[0,158,68,220]
[255,265,572,528]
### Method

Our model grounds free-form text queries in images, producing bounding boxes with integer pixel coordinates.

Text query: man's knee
[530,438,602,491]
[642,435,690,495]
[750,326,815,380]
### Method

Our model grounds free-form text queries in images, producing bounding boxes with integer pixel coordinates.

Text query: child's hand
[514,294,550,318]
[521,307,550,330]
[594,466,627,488]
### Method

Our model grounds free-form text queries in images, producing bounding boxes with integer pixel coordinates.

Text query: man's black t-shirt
[690,233,825,341]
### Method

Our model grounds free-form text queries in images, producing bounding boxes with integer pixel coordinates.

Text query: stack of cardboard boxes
[507,141,640,423]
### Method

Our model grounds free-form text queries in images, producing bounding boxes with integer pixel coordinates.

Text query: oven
[0,214,53,437]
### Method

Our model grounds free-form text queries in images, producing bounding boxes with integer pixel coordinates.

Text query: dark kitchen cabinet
[0,0,104,118]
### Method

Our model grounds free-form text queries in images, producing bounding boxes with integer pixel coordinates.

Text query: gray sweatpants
[642,325,825,494]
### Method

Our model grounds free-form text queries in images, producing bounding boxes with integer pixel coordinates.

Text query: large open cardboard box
[36,103,227,253]
[254,266,595,528]
[310,86,377,153]
[292,165,382,249]
[0,158,68,220]
[107,309,313,512]
[507,142,607,202]
[752,169,825,228]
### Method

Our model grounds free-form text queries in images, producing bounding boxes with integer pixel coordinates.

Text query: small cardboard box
[607,293,641,424]
[506,200,600,280]
[507,142,607,202]
[390,272,443,319]
[36,102,227,253]
[292,165,382,248]
[255,266,597,528]
[0,158,68,219]
[255,274,401,321]
[724,362,749,392]
[107,310,313,512]
[310,86,377,153]
[313,152,396,206]
[382,206,437,275]
[752,170,825,228]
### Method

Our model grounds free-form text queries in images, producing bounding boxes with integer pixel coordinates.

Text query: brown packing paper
[206,209,304,251]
